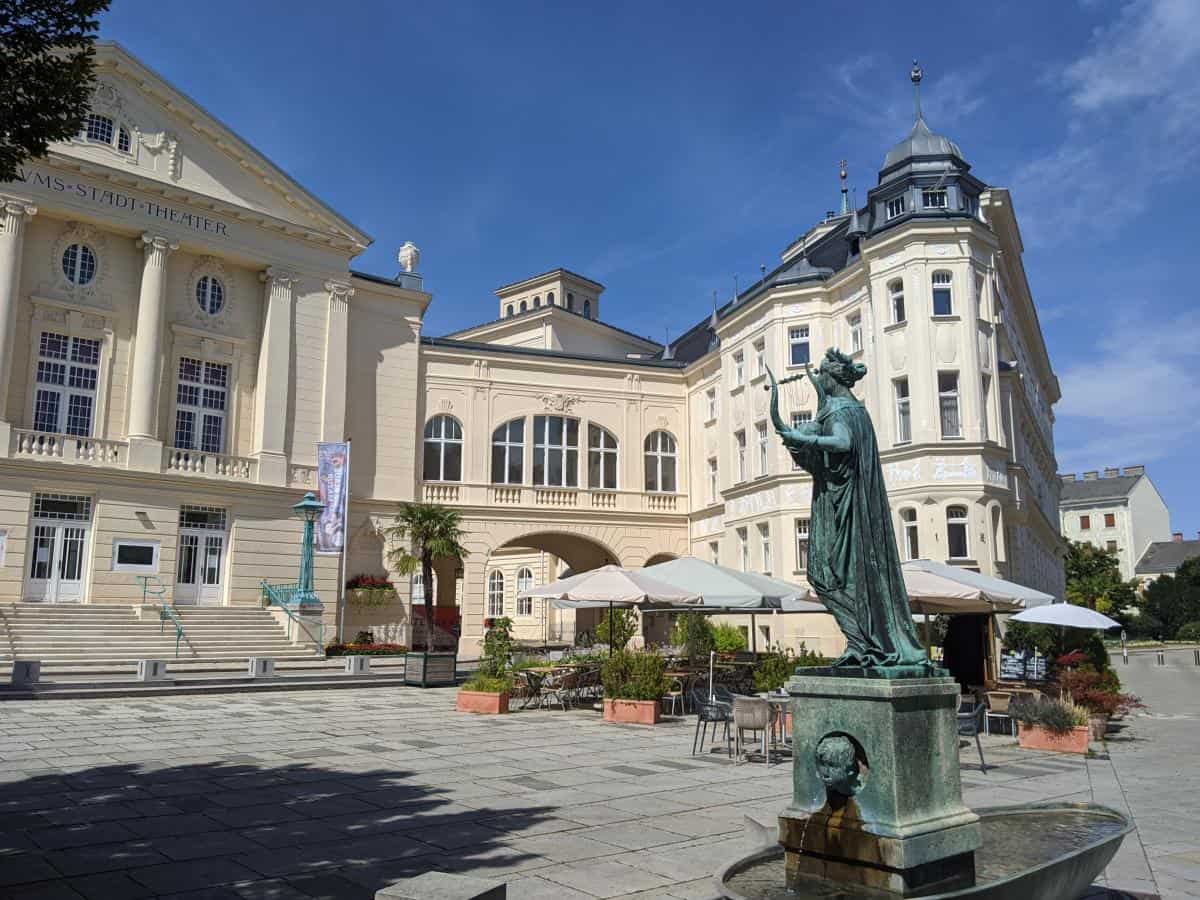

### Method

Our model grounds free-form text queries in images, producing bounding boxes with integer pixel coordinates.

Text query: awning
[642,557,825,612]
[901,559,1056,614]
[518,564,701,609]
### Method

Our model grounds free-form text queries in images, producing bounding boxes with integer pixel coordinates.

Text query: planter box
[345,587,398,608]
[1088,714,1110,741]
[456,690,509,715]
[603,698,661,725]
[1018,724,1090,754]
[403,651,457,687]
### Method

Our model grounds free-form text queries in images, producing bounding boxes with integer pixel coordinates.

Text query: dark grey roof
[882,116,965,171]
[421,336,684,369]
[1136,540,1200,575]
[1060,474,1142,503]
[495,267,605,293]
[351,269,418,289]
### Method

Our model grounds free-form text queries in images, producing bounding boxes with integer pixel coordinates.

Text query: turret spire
[839,159,849,215]
[910,60,923,122]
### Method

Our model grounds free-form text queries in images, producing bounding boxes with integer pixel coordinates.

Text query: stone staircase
[0,603,323,678]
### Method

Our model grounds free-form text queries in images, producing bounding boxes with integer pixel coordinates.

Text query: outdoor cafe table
[763,693,792,749]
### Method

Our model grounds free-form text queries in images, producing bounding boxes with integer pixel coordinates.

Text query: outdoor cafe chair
[985,691,1015,736]
[957,702,989,773]
[663,677,685,717]
[541,670,569,710]
[690,687,732,758]
[732,697,776,767]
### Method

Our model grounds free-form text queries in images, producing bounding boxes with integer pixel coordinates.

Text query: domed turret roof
[882,115,965,171]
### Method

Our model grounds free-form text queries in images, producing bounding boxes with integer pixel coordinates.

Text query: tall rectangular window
[980,374,991,442]
[175,357,229,453]
[707,457,718,503]
[795,518,810,571]
[938,372,961,438]
[889,279,906,324]
[758,523,772,575]
[1079,515,1091,530]
[894,378,911,443]
[706,388,717,421]
[932,271,954,316]
[886,195,906,220]
[533,415,579,487]
[753,340,766,377]
[788,326,810,366]
[756,422,769,476]
[709,541,720,565]
[1106,540,1118,553]
[33,332,100,437]
[735,430,747,482]
[733,351,745,387]
[947,506,969,559]
[790,412,812,470]
[848,313,862,354]
[491,419,524,484]
[737,527,749,571]
[900,509,919,560]
[587,424,617,490]
[1104,513,1116,528]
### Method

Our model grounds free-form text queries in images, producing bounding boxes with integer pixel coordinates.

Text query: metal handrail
[261,580,324,652]
[137,575,184,658]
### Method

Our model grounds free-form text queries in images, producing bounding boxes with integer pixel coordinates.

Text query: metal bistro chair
[733,697,776,767]
[985,691,1015,736]
[663,677,685,717]
[541,670,569,710]
[691,687,732,758]
[957,702,988,773]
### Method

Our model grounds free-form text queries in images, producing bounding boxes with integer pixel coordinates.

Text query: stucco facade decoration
[0,45,1065,661]
[1059,466,1171,581]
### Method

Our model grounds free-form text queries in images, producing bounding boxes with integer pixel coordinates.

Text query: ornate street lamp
[292,491,325,607]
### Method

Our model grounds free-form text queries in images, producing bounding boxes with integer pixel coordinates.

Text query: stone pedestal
[778,672,980,896]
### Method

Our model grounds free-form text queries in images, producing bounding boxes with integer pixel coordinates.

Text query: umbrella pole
[609,601,613,658]
[751,613,757,654]
[920,603,931,660]
[709,650,715,703]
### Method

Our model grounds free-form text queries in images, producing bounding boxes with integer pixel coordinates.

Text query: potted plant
[456,617,514,715]
[712,623,747,660]
[344,574,398,608]
[1012,696,1091,754]
[602,650,668,725]
[671,612,715,665]
[1058,667,1142,741]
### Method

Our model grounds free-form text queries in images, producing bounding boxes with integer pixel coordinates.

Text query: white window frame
[886,194,906,220]
[61,243,98,286]
[709,541,720,565]
[491,418,524,485]
[737,527,749,571]
[788,325,810,367]
[111,538,160,573]
[707,457,719,503]
[516,567,534,617]
[932,270,954,317]
[195,275,225,317]
[705,388,718,422]
[732,351,745,387]
[848,312,862,354]
[173,356,231,455]
[533,415,579,488]
[922,189,948,209]
[894,378,911,444]
[753,340,766,378]
[735,430,747,483]
[487,570,505,617]
[947,505,970,560]
[889,279,906,324]
[795,518,810,572]
[758,523,772,575]
[31,331,101,438]
[900,508,919,561]
[82,112,133,155]
[981,374,991,442]
[588,423,618,491]
[756,421,769,477]
[790,412,812,469]
[643,430,677,493]
[938,372,962,439]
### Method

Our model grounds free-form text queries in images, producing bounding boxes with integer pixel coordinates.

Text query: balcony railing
[421,481,685,514]
[11,428,128,467]
[164,447,257,480]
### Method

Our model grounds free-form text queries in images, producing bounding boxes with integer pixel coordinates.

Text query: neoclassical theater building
[0,44,1064,657]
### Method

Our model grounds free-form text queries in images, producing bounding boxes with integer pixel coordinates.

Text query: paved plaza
[0,653,1196,900]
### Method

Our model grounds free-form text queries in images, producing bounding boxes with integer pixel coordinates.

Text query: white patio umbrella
[642,557,823,611]
[1010,603,1120,631]
[901,559,1056,614]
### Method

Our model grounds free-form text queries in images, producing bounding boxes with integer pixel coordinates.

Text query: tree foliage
[596,607,637,651]
[384,503,468,648]
[1064,541,1137,614]
[1137,557,1200,640]
[1,0,110,183]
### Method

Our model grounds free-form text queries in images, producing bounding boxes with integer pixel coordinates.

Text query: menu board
[999,651,1047,682]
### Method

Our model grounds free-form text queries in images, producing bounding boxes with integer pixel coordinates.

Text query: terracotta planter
[603,698,661,725]
[1018,724,1089,754]
[456,690,509,715]
[1088,714,1110,741]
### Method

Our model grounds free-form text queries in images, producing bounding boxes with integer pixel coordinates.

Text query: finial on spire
[839,158,849,215]
[910,59,923,122]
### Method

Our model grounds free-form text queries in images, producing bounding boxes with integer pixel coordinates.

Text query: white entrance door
[26,523,88,603]
[174,530,224,606]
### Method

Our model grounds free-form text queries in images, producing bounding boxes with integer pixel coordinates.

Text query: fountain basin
[716,802,1132,899]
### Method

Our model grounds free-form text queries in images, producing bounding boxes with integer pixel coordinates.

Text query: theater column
[319,280,353,442]
[253,267,298,485]
[0,199,36,454]
[126,233,178,471]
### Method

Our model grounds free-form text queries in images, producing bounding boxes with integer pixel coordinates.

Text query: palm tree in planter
[385,503,468,686]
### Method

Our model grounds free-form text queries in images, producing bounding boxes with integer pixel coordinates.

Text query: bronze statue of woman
[768,348,930,670]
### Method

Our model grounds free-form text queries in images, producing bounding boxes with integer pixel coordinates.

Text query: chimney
[1124,465,1145,476]
[1103,467,1120,478]
[1083,471,1099,481]
[1060,473,1076,483]
[1173,532,1183,543]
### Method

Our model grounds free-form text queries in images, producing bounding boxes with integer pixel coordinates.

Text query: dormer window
[922,189,947,209]
[82,112,132,155]
[886,195,906,220]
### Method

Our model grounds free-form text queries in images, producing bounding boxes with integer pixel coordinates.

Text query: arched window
[517,568,533,616]
[583,299,592,318]
[61,243,97,285]
[505,304,514,317]
[567,292,575,311]
[533,415,578,487]
[547,291,555,306]
[932,271,953,316]
[84,113,114,145]
[411,571,437,603]
[423,415,463,482]
[487,570,505,617]
[889,279,905,324]
[491,418,524,484]
[195,276,224,315]
[519,300,527,313]
[900,508,919,560]
[644,430,677,493]
[533,295,541,308]
[117,126,131,153]
[588,424,618,490]
[946,505,969,559]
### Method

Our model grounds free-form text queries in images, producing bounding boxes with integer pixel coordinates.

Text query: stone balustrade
[163,447,257,480]
[11,428,128,468]
[421,480,684,514]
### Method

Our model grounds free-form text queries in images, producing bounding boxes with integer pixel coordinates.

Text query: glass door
[25,494,91,603]
[174,506,227,606]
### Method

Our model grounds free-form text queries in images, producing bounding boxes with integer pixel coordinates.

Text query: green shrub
[461,674,512,693]
[712,622,748,654]
[1177,621,1200,642]
[479,617,515,678]
[1011,696,1088,735]
[324,642,407,657]
[353,631,375,645]
[511,654,546,671]
[1003,620,1058,657]
[602,650,668,701]
[671,612,715,662]
[753,647,795,692]
[596,608,638,651]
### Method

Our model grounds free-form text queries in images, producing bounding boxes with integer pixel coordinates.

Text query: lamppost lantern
[292,492,325,607]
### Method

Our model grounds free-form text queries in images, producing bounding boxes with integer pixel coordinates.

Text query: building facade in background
[0,46,1065,658]
[1058,466,1171,581]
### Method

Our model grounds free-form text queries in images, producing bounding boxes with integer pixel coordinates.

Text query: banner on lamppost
[315,441,350,555]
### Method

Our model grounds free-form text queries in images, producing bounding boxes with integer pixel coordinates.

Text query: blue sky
[99,0,1200,537]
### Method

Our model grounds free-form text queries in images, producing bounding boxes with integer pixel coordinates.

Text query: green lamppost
[292,491,325,607]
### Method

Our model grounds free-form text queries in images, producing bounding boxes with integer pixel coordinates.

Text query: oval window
[61,244,97,285]
[196,275,225,315]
